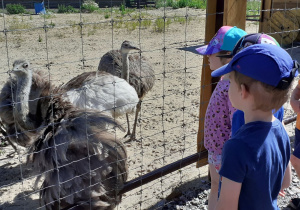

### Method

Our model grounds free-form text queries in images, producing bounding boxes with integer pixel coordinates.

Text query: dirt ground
[0,7,298,210]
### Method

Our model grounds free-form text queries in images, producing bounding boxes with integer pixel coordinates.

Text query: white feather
[64,74,138,118]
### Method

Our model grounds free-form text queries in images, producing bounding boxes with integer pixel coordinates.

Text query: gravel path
[150,169,300,210]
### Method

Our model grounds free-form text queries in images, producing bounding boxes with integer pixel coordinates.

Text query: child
[217,33,285,135]
[212,44,295,209]
[288,79,300,209]
[196,26,247,210]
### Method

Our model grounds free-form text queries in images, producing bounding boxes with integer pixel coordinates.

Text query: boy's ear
[240,84,249,99]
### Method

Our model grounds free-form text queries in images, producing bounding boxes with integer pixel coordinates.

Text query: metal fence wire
[0,0,299,209]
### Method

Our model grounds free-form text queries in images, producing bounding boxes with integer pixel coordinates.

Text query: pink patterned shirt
[204,79,236,156]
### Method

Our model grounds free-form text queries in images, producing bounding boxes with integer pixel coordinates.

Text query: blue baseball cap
[196,26,247,55]
[211,44,298,89]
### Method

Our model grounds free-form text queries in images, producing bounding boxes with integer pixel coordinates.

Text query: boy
[217,33,285,135]
[211,44,296,209]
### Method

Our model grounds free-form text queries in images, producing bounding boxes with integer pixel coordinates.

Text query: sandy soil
[0,7,297,210]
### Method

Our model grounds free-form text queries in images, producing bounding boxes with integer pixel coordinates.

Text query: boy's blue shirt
[231,107,284,135]
[219,119,290,210]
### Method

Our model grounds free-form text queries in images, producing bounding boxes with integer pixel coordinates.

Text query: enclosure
[0,0,300,209]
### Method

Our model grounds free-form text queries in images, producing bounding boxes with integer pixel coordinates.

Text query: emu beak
[131,46,140,51]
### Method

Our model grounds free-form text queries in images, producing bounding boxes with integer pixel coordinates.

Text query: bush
[156,0,206,9]
[82,0,99,13]
[57,5,78,13]
[6,4,26,14]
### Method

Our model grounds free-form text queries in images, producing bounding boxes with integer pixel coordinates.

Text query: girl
[196,26,246,210]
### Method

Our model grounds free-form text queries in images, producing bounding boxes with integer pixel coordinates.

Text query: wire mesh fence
[0,0,299,209]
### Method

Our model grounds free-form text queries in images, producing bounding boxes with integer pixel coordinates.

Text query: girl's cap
[218,33,280,58]
[196,26,247,55]
[211,44,298,90]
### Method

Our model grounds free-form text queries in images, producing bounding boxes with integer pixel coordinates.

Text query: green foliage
[141,19,152,28]
[8,16,31,30]
[49,21,55,27]
[125,21,139,32]
[188,0,206,8]
[156,0,206,9]
[6,3,26,14]
[82,0,99,13]
[104,13,110,19]
[120,4,126,13]
[38,35,42,42]
[57,5,78,13]
[118,4,134,15]
[40,11,55,19]
[154,18,171,32]
[246,1,260,17]
[174,16,186,24]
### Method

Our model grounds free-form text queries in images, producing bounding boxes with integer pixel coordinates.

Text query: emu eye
[23,63,28,68]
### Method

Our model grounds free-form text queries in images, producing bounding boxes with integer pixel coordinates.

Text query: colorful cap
[196,26,247,55]
[211,44,298,90]
[218,33,280,58]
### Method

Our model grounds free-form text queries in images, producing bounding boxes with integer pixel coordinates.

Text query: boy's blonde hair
[233,70,293,112]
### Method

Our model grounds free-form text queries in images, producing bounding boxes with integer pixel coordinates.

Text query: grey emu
[0,60,128,209]
[98,40,155,140]
[61,71,139,136]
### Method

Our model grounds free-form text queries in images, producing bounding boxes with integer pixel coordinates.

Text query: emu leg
[130,100,141,141]
[124,113,131,137]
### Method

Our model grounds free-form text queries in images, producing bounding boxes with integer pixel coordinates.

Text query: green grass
[81,0,99,13]
[57,5,79,13]
[156,0,206,9]
[8,16,31,30]
[154,18,171,32]
[141,19,152,28]
[246,1,261,17]
[125,20,139,32]
[39,11,55,19]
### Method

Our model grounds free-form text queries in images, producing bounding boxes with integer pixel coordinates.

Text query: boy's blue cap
[211,44,299,89]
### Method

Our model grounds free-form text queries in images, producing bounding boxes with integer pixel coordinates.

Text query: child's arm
[215,177,241,210]
[290,82,300,113]
[281,161,292,190]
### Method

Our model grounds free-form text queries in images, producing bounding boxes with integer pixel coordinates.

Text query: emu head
[120,40,140,54]
[11,60,31,77]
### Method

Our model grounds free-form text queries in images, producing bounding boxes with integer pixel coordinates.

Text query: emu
[98,40,155,140]
[0,60,128,209]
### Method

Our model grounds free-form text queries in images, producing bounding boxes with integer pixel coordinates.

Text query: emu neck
[122,53,129,82]
[15,71,35,130]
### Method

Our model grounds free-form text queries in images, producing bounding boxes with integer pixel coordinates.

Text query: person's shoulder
[223,134,248,151]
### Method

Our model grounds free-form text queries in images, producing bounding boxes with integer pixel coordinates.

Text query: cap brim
[216,54,233,58]
[211,63,232,77]
[196,45,208,55]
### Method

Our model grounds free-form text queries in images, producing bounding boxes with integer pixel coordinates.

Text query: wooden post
[259,0,273,33]
[196,0,247,168]
[223,0,247,29]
